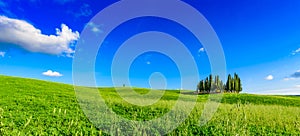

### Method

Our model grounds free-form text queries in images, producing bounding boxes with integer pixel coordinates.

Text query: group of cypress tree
[196,73,242,93]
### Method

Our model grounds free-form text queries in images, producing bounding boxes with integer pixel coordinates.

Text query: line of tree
[196,73,242,93]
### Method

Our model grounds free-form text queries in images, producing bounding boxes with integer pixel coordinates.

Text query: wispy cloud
[283,77,296,81]
[85,22,103,33]
[42,70,63,77]
[0,0,16,17]
[265,75,274,80]
[292,48,300,55]
[0,0,6,7]
[256,87,300,95]
[0,16,79,57]
[70,3,92,18]
[0,51,5,57]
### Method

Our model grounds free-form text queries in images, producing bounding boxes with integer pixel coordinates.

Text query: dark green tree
[205,77,209,93]
[226,74,232,92]
[199,80,204,93]
[209,74,213,92]
[238,77,242,93]
[235,74,242,93]
[232,73,242,93]
[196,73,242,94]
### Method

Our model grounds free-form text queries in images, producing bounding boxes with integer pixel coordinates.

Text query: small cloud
[295,85,300,88]
[283,70,300,81]
[292,48,300,55]
[283,77,295,81]
[0,16,79,57]
[198,47,205,53]
[85,22,103,33]
[291,70,300,78]
[142,54,152,64]
[198,47,205,57]
[265,75,274,80]
[42,70,63,77]
[0,51,5,57]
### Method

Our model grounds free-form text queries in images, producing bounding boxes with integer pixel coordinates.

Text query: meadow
[0,75,300,135]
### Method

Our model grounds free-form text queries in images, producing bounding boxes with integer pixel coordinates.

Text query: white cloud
[85,22,103,33]
[292,48,300,55]
[146,61,151,65]
[0,16,79,57]
[42,70,63,77]
[198,47,205,52]
[283,77,295,81]
[265,75,274,80]
[198,48,205,57]
[0,51,5,57]
[295,85,300,88]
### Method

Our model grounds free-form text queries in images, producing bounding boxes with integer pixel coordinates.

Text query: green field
[0,75,300,135]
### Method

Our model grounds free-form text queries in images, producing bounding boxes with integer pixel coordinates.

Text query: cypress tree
[238,76,242,93]
[200,80,204,93]
[205,77,209,93]
[226,74,232,92]
[196,73,242,94]
[209,74,213,92]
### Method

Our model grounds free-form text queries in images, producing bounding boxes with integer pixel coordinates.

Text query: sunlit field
[0,75,300,135]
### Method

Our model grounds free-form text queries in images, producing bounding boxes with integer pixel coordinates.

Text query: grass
[0,75,300,135]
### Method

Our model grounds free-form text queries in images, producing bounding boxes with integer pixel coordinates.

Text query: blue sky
[0,0,300,95]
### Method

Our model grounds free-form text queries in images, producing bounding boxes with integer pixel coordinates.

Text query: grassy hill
[0,75,300,135]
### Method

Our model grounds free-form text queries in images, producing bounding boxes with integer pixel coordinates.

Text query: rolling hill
[0,75,299,135]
